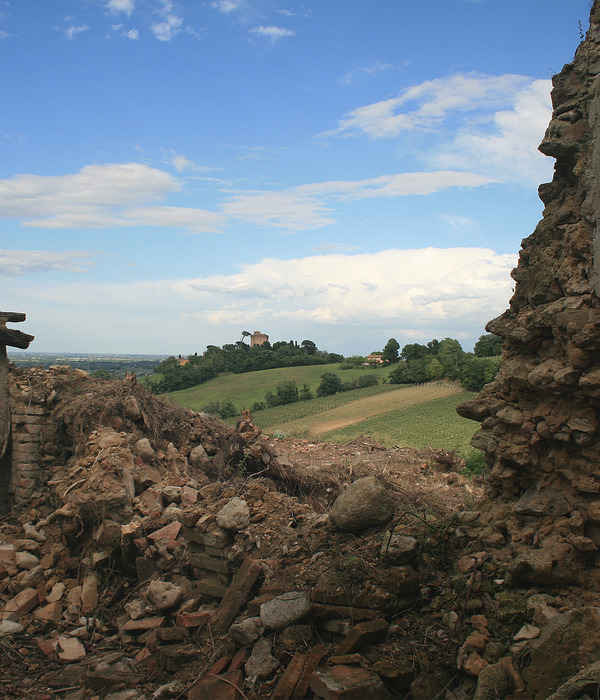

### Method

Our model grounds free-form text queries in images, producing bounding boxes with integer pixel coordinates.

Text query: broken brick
[292,644,325,699]
[175,610,212,628]
[270,652,308,700]
[310,664,389,699]
[121,616,165,632]
[188,669,244,700]
[0,587,40,620]
[212,557,262,635]
[335,618,389,656]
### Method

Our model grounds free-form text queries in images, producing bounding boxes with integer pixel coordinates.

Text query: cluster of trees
[387,334,501,391]
[152,337,343,394]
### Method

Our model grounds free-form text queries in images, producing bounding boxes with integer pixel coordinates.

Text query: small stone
[125,599,147,620]
[513,623,540,641]
[229,617,264,646]
[55,636,86,663]
[135,438,156,461]
[217,497,250,532]
[260,591,311,630]
[380,535,418,565]
[146,580,184,613]
[15,551,40,570]
[329,476,395,532]
[244,639,279,679]
[0,620,24,636]
[162,486,182,503]
[189,445,209,469]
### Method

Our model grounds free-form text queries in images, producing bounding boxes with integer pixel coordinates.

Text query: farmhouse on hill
[365,352,385,365]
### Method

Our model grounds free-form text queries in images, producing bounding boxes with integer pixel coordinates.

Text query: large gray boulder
[329,476,395,532]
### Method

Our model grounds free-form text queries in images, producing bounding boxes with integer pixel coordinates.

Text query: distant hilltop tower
[251,331,269,347]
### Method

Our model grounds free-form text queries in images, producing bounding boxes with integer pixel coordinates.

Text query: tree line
[200,334,502,418]
[151,337,343,394]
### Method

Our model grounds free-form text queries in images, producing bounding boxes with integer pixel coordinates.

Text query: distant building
[251,331,269,347]
[365,352,385,365]
[176,355,189,366]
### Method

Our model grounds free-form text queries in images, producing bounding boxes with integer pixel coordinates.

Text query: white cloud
[126,28,139,39]
[433,79,553,185]
[65,25,89,40]
[211,0,244,13]
[0,249,93,277]
[6,247,516,353]
[152,14,182,40]
[107,0,134,17]
[0,163,224,232]
[172,154,193,172]
[250,25,294,41]
[322,72,552,185]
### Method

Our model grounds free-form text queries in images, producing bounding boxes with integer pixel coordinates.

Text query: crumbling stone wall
[3,368,68,509]
[458,2,600,576]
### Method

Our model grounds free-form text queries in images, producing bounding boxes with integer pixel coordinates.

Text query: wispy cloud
[322,72,536,138]
[437,214,477,232]
[65,25,89,40]
[250,25,294,41]
[338,60,395,86]
[0,249,94,277]
[221,171,496,230]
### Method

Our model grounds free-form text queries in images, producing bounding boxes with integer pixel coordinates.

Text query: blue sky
[1,0,592,356]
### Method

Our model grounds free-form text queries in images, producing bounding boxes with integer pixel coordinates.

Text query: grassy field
[163,365,480,457]
[321,391,477,452]
[165,363,396,411]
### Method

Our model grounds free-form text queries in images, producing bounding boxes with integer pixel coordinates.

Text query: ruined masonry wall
[457,3,600,572]
[8,389,47,504]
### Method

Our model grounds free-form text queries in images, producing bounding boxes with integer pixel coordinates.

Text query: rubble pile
[2,368,600,699]
[0,365,497,699]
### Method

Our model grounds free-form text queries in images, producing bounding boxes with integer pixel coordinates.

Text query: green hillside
[165,363,395,412]
[164,364,479,457]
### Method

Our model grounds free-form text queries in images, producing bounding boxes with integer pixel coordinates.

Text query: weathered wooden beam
[0,311,34,461]
[0,312,26,324]
[0,328,35,350]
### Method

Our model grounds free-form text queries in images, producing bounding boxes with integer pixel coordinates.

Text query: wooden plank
[0,328,35,350]
[0,312,26,324]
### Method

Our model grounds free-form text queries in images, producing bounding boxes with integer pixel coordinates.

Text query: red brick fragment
[212,557,262,635]
[121,616,165,632]
[292,643,325,699]
[270,652,308,700]
[0,587,40,620]
[188,669,244,700]
[229,648,250,672]
[335,618,389,656]
[175,610,212,628]
[310,664,388,699]
[147,520,181,546]
[209,655,233,675]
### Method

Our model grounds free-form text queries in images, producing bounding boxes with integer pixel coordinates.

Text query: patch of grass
[461,449,487,477]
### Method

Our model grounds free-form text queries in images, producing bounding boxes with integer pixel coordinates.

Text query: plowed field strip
[273,384,462,437]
